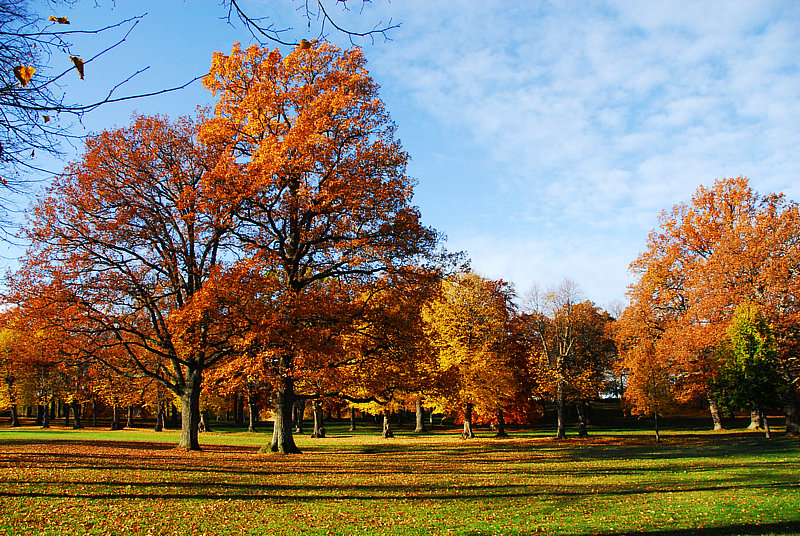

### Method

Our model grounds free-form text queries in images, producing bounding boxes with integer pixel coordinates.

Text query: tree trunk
[555,383,567,439]
[654,411,660,443]
[756,409,771,439]
[154,401,165,431]
[70,400,83,429]
[267,374,301,454]
[709,399,724,430]
[248,394,258,432]
[382,409,394,439]
[42,401,50,428]
[126,405,135,428]
[9,405,19,427]
[429,410,435,429]
[495,406,508,438]
[462,402,475,439]
[782,385,799,436]
[64,400,71,427]
[413,400,427,433]
[349,407,357,432]
[234,394,244,426]
[311,399,326,438]
[35,404,44,426]
[576,401,588,437]
[200,410,212,432]
[91,395,98,427]
[177,368,202,450]
[293,397,306,434]
[748,410,764,430]
[111,405,122,430]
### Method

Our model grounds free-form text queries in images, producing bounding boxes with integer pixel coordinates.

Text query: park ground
[0,417,798,536]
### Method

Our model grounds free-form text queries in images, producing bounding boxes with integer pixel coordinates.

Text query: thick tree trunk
[413,400,427,434]
[267,375,301,454]
[494,406,508,438]
[234,394,244,426]
[311,399,326,438]
[35,404,44,426]
[782,385,799,436]
[382,409,394,439]
[248,394,258,432]
[709,399,724,430]
[576,401,588,437]
[177,369,202,450]
[9,405,19,427]
[555,383,567,439]
[126,405,135,428]
[759,409,771,439]
[748,410,764,430]
[462,402,475,439]
[349,407,357,432]
[70,400,83,429]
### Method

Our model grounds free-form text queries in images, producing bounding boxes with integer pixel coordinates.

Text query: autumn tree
[711,303,786,438]
[11,114,234,449]
[422,272,518,439]
[201,41,439,453]
[623,177,800,433]
[523,280,616,439]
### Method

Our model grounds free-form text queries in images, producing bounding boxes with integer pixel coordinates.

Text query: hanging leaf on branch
[47,15,69,24]
[69,56,84,79]
[13,65,35,86]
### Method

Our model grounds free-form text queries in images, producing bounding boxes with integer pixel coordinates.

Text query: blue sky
[8,0,800,308]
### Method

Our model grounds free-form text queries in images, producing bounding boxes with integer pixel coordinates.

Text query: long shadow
[567,522,800,536]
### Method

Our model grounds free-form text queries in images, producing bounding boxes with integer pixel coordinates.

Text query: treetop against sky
[4,0,800,305]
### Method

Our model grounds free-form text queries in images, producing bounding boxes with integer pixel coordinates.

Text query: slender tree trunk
[576,401,588,437]
[429,410,435,429]
[267,373,301,454]
[126,405,135,428]
[555,382,567,439]
[654,411,660,443]
[71,400,83,429]
[9,405,19,427]
[177,368,202,450]
[414,400,427,433]
[759,409,771,439]
[293,397,306,434]
[462,402,475,439]
[349,407,356,432]
[709,399,724,430]
[748,410,763,430]
[65,400,71,427]
[495,406,508,438]
[91,394,98,427]
[111,405,121,430]
[42,400,50,428]
[200,410,212,432]
[247,394,258,432]
[35,404,44,426]
[782,385,799,436]
[311,399,326,438]
[154,401,165,432]
[382,408,394,439]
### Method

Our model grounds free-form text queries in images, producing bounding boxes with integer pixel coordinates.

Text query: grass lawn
[0,422,798,535]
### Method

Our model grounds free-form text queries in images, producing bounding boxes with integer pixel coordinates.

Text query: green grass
[0,422,798,535]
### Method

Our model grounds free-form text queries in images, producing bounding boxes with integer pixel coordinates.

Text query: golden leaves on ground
[13,65,35,86]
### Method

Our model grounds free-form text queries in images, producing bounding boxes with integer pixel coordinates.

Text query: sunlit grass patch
[0,425,798,535]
